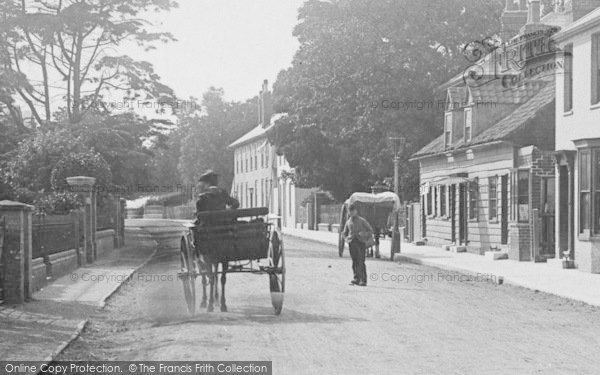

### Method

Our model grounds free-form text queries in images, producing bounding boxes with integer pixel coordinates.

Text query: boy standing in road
[343,204,374,286]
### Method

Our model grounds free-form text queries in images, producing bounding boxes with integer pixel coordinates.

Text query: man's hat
[199,170,219,183]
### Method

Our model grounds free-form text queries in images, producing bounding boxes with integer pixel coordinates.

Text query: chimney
[527,0,540,24]
[501,0,528,41]
[260,79,272,128]
[258,90,263,125]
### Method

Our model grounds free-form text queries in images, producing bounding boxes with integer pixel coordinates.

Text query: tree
[269,0,503,200]
[178,89,258,192]
[4,0,177,126]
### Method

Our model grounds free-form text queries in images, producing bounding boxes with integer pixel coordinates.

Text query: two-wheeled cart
[178,207,285,315]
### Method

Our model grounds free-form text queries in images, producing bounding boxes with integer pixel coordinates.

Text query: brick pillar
[0,201,34,304]
[509,222,532,261]
[66,176,96,264]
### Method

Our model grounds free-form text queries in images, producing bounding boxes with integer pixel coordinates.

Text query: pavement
[282,227,600,307]
[57,236,600,374]
[0,240,158,362]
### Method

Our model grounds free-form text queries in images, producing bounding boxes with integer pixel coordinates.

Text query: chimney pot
[527,0,540,24]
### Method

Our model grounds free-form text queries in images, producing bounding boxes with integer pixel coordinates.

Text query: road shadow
[150,305,366,328]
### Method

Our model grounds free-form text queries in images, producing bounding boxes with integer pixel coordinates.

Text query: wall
[419,144,515,253]
[96,229,116,258]
[232,137,274,209]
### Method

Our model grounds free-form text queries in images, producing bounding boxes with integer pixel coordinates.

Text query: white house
[228,80,311,228]
[553,6,600,273]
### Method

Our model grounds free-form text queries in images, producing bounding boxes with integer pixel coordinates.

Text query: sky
[134,0,307,103]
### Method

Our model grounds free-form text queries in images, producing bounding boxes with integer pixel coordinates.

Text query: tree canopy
[269,0,503,200]
[178,88,258,192]
[1,0,177,127]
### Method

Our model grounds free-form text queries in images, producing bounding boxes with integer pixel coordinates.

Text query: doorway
[501,175,509,245]
[450,184,456,243]
[459,183,468,245]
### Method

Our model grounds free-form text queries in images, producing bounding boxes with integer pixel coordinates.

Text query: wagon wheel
[180,236,197,316]
[268,231,285,315]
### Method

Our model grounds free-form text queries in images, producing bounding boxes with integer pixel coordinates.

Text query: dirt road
[60,236,600,374]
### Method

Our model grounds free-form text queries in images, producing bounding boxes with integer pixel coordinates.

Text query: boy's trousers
[349,239,367,283]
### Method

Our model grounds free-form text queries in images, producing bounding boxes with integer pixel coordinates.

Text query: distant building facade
[229,80,311,228]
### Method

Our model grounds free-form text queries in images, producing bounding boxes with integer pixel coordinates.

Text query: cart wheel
[268,231,285,315]
[180,237,196,316]
[338,232,345,257]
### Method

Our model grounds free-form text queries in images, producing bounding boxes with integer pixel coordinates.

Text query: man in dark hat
[195,170,240,220]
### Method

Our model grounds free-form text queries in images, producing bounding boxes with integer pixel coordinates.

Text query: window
[592,34,600,105]
[288,182,293,214]
[464,108,472,141]
[440,185,447,217]
[433,186,438,217]
[261,149,264,168]
[514,170,530,223]
[266,146,270,168]
[426,187,432,216]
[255,154,258,170]
[469,179,479,220]
[444,112,452,147]
[564,43,573,112]
[580,150,592,233]
[245,157,248,173]
[489,176,498,221]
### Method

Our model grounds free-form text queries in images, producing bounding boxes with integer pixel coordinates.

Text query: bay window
[577,145,600,236]
[464,107,472,142]
[444,112,452,148]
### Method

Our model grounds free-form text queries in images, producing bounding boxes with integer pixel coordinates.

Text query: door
[459,183,468,245]
[558,166,569,254]
[450,185,457,243]
[540,177,556,258]
[501,175,509,245]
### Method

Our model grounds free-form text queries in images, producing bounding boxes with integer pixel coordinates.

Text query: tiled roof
[469,80,544,105]
[447,87,467,105]
[412,80,555,159]
[228,113,287,149]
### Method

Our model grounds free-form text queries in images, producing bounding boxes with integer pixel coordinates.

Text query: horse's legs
[214,264,219,300]
[200,275,208,308]
[207,265,216,312]
[220,262,228,312]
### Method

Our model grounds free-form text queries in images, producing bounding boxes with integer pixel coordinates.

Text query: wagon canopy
[344,192,401,211]
[341,192,400,231]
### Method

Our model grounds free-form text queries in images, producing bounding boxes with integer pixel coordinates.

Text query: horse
[199,258,229,312]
